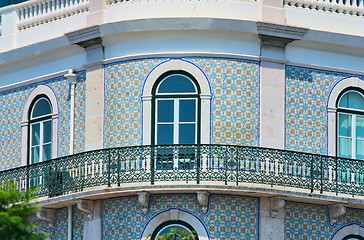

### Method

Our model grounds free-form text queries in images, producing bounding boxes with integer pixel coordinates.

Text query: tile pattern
[285,66,351,154]
[29,207,68,240]
[73,71,86,154]
[0,72,85,170]
[285,202,364,240]
[190,58,260,146]
[104,58,260,148]
[104,59,164,147]
[102,194,258,240]
[72,205,84,240]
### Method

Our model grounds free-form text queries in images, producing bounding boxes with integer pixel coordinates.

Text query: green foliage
[0,181,49,240]
[148,228,198,240]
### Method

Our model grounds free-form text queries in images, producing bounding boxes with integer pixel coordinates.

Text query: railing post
[117,149,121,187]
[151,146,155,185]
[107,150,111,187]
[310,154,314,193]
[196,144,201,184]
[320,156,323,194]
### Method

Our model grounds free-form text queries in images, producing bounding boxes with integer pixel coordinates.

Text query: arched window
[22,85,59,166]
[337,90,364,160]
[152,72,200,145]
[29,96,53,164]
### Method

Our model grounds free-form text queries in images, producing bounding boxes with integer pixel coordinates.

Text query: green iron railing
[0,144,363,198]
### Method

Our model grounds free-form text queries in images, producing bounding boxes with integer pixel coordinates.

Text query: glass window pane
[179,100,196,122]
[158,100,174,122]
[338,137,352,159]
[31,98,52,118]
[43,120,52,143]
[356,116,364,139]
[31,123,40,146]
[339,91,364,111]
[31,146,40,164]
[158,75,196,93]
[43,144,52,161]
[357,140,364,160]
[157,124,173,145]
[179,124,195,144]
[338,114,352,137]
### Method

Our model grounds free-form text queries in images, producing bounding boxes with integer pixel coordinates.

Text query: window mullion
[40,121,44,162]
[174,99,179,144]
[352,114,356,159]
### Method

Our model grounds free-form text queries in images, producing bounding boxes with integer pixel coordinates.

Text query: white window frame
[21,85,59,166]
[327,77,364,158]
[337,91,364,160]
[142,59,212,146]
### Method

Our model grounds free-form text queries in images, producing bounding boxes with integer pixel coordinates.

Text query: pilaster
[259,197,285,240]
[66,26,105,151]
[258,23,307,149]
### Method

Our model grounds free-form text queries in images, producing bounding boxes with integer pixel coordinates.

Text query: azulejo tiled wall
[104,57,259,148]
[102,194,259,240]
[285,66,359,154]
[190,58,259,146]
[0,72,85,170]
[285,202,364,240]
[30,207,68,240]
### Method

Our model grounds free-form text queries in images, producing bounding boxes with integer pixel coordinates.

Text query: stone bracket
[36,208,56,227]
[77,200,94,220]
[138,192,150,214]
[197,191,210,213]
[270,198,285,218]
[329,204,346,225]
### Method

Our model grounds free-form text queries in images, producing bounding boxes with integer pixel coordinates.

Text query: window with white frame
[337,90,364,160]
[153,72,200,145]
[29,97,53,164]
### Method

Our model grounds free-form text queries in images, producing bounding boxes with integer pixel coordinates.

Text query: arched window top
[338,91,364,111]
[156,74,197,94]
[30,97,52,119]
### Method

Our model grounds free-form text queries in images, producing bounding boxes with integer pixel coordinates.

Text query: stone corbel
[36,208,56,227]
[329,204,346,225]
[270,198,285,218]
[138,192,150,214]
[77,200,94,220]
[197,191,209,213]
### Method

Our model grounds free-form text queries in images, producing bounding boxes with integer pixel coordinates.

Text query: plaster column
[258,23,307,150]
[66,26,105,151]
[259,0,286,25]
[0,7,17,51]
[83,200,102,240]
[87,0,106,27]
[259,197,285,240]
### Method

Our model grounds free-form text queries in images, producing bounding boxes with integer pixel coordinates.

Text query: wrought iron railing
[0,144,363,198]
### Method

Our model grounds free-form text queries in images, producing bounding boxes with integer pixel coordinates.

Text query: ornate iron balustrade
[0,144,363,198]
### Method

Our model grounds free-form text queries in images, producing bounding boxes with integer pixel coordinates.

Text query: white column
[259,0,286,25]
[0,7,18,51]
[259,197,285,240]
[65,70,78,155]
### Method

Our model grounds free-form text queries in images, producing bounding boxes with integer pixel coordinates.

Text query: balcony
[0,0,363,53]
[0,144,363,201]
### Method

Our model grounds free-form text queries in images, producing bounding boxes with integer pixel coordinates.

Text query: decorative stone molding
[77,200,94,220]
[66,26,104,65]
[36,208,56,227]
[170,209,180,220]
[270,197,285,218]
[257,22,307,61]
[196,191,209,213]
[138,192,150,214]
[329,204,346,225]
[257,22,307,47]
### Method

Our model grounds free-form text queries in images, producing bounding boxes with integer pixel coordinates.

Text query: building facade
[0,0,364,239]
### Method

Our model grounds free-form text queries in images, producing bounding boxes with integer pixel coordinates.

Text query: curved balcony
[0,144,363,199]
